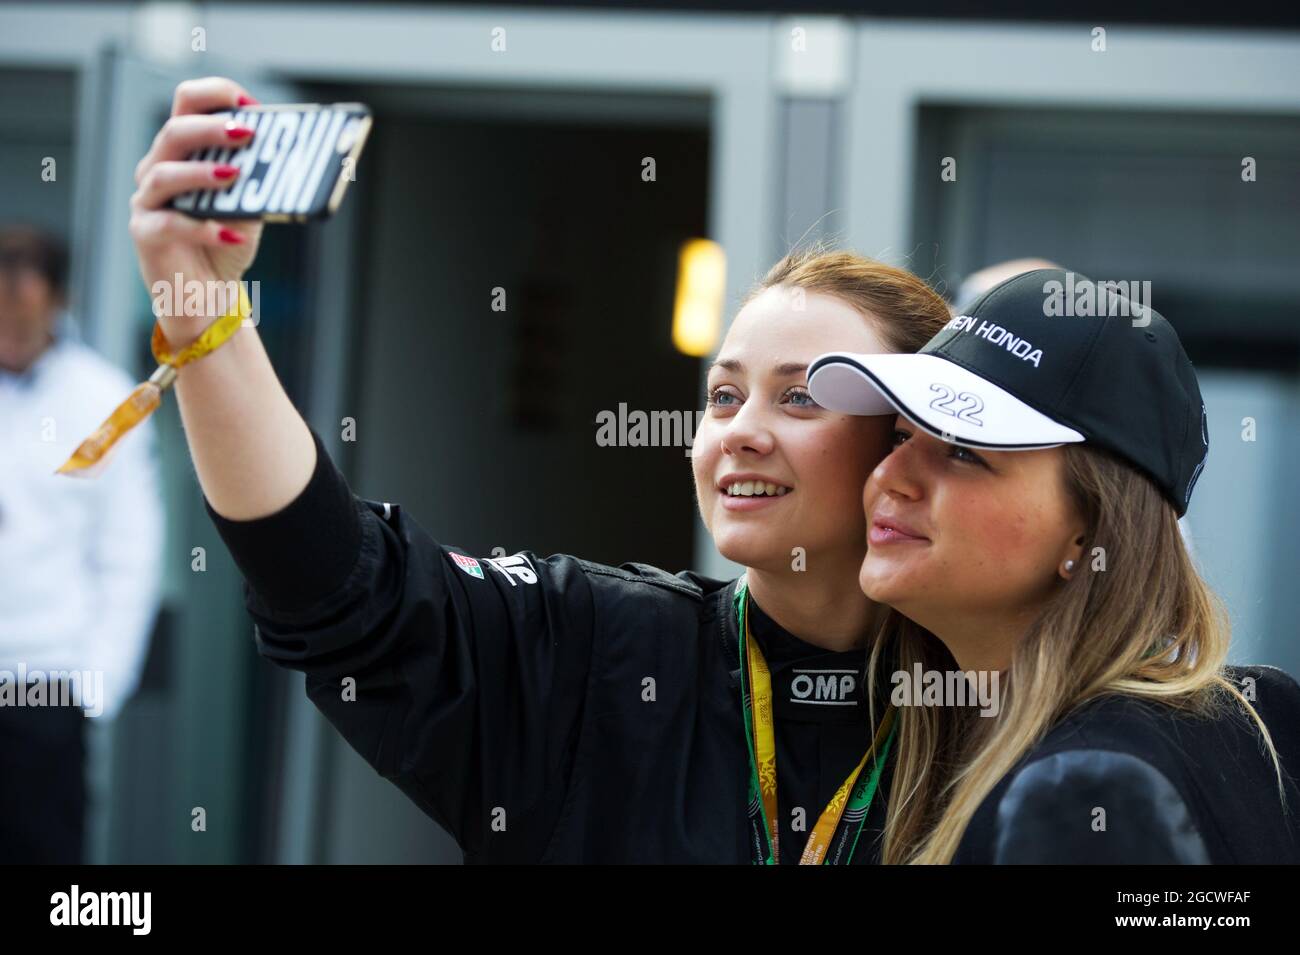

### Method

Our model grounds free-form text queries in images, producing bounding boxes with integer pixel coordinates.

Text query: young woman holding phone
[128,76,952,863]
[808,268,1300,863]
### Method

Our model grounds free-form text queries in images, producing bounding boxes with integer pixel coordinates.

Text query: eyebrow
[708,359,809,377]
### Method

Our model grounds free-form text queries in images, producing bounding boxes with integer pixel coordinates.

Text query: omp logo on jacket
[789,669,858,706]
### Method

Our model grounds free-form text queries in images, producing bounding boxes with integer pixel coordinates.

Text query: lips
[868,514,929,545]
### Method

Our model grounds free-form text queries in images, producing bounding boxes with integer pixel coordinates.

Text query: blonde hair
[865,442,1288,864]
[747,243,951,355]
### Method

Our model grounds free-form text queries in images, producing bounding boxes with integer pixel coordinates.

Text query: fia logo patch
[450,552,484,579]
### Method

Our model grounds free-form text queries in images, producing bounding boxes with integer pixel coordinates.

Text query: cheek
[950,486,1059,582]
[796,419,884,506]
[691,420,719,483]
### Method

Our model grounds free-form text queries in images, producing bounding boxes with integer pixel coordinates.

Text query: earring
[1063,559,1077,573]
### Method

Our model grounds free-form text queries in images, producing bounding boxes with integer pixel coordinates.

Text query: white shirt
[0,322,163,720]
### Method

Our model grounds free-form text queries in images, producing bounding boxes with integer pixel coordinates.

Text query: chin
[713,526,788,571]
[858,556,905,603]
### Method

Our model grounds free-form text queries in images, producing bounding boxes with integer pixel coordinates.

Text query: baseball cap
[806,268,1208,516]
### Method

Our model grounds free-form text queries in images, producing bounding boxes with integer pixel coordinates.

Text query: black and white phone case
[171,103,372,222]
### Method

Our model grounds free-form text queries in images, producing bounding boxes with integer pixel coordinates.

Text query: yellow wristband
[151,282,252,368]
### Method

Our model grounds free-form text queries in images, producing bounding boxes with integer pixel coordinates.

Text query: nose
[719,394,775,458]
[866,434,924,511]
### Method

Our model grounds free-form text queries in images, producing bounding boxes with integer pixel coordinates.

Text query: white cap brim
[808,352,1085,449]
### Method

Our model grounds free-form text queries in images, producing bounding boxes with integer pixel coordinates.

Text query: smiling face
[859,416,1086,647]
[691,286,894,572]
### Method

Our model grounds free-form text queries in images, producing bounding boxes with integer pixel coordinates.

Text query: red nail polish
[218,228,245,245]
[225,122,255,140]
[213,164,239,180]
[237,94,260,106]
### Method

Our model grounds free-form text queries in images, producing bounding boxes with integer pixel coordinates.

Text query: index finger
[171,76,258,119]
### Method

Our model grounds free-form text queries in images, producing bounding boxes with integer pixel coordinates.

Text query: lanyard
[57,284,251,477]
[735,577,896,865]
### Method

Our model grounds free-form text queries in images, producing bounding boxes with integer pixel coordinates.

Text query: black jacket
[208,429,1300,865]
[207,429,892,863]
[952,666,1300,864]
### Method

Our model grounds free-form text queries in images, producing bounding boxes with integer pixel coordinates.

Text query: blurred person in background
[0,225,164,863]
[950,257,1062,315]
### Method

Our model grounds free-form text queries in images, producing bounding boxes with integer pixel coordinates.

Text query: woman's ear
[1058,531,1086,581]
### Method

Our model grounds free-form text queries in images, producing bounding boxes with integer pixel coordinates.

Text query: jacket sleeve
[989,749,1211,864]
[205,429,596,860]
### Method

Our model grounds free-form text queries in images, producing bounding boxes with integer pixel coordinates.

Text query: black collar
[719,578,874,725]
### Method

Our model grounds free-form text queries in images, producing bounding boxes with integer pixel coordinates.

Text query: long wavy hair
[863,442,1287,864]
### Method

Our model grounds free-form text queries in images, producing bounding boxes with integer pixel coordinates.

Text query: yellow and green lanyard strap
[734,577,897,865]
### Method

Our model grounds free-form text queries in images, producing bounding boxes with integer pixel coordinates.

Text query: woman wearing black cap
[126,76,955,863]
[808,268,1300,864]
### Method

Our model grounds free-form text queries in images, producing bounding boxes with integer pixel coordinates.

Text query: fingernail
[237,94,260,106]
[218,228,245,245]
[213,164,239,180]
[225,122,255,140]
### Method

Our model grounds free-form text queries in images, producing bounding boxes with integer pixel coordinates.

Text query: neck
[745,560,877,653]
[905,604,1041,673]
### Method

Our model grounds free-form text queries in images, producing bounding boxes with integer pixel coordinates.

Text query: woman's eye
[951,444,988,467]
[891,428,910,447]
[707,387,739,408]
[783,387,819,409]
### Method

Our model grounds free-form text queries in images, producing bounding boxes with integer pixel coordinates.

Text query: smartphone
[170,103,372,222]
